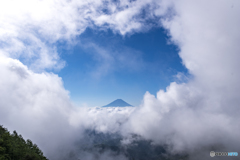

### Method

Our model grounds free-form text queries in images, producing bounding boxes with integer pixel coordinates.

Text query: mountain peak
[102,99,133,107]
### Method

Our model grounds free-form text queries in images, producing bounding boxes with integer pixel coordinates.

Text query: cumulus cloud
[0,54,132,159]
[0,54,79,159]
[124,0,240,157]
[0,0,159,159]
[0,0,240,160]
[0,0,159,71]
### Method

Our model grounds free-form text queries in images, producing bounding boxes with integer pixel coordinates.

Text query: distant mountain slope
[102,99,133,107]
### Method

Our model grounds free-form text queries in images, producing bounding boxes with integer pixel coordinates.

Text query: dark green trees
[0,125,48,160]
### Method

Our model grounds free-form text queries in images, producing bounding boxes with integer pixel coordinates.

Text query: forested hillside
[0,125,48,160]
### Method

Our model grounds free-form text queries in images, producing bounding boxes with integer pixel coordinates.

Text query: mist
[0,0,240,160]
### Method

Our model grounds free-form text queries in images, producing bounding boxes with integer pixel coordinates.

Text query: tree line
[0,125,48,160]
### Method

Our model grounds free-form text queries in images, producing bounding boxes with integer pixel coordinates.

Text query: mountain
[102,99,133,107]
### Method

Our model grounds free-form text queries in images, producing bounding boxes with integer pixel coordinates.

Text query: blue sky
[57,27,188,107]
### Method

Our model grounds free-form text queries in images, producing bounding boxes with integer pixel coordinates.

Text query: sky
[57,27,187,106]
[0,0,240,160]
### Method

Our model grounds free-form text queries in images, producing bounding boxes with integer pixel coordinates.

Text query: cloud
[0,0,240,160]
[0,0,160,71]
[0,54,135,159]
[0,54,79,159]
[123,0,240,156]
[0,0,160,159]
[78,41,145,79]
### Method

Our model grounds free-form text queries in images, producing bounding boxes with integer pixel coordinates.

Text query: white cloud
[0,0,159,71]
[0,0,153,155]
[0,55,134,159]
[0,55,79,159]
[0,0,240,159]
[124,0,240,155]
